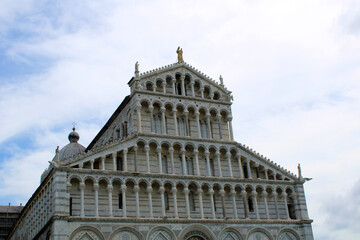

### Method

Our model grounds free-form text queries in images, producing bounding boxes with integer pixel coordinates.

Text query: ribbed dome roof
[58,128,86,161]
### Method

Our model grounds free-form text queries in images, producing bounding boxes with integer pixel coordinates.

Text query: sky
[0,0,359,239]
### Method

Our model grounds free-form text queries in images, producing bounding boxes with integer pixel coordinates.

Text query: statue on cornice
[177,47,183,63]
[135,61,139,77]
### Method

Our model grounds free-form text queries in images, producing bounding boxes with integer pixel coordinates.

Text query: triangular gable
[128,61,231,94]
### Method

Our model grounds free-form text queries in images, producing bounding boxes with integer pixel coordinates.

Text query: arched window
[248,198,254,212]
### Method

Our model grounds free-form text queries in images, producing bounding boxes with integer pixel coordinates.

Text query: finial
[298,163,303,180]
[135,61,139,77]
[72,122,77,131]
[219,75,224,86]
[176,47,183,63]
[55,146,60,162]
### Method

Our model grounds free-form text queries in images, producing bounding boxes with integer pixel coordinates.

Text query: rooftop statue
[177,47,183,63]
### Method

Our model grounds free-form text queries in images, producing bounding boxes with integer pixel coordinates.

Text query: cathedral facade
[7,52,314,240]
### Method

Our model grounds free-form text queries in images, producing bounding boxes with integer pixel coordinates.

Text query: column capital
[159,187,165,193]
[194,149,199,154]
[123,148,128,154]
[134,185,140,192]
[250,191,257,197]
[254,162,259,167]
[107,185,113,192]
[261,191,268,197]
[172,109,177,113]
[160,107,166,112]
[121,184,127,192]
[181,148,186,154]
[90,159,94,163]
[226,152,231,157]
[230,190,237,196]
[183,188,189,195]
[220,189,225,196]
[195,111,200,116]
[239,190,247,197]
[169,147,174,152]
[205,151,210,157]
[215,151,220,157]
[227,116,233,121]
[148,106,154,111]
[156,146,162,153]
[197,189,203,194]
[79,183,85,189]
[145,145,150,151]
[147,186,153,193]
[133,145,138,150]
[94,183,99,190]
[281,192,287,198]
[209,189,215,195]
[171,187,177,194]
[112,152,117,157]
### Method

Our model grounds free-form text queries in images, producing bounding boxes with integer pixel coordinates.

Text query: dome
[58,128,86,161]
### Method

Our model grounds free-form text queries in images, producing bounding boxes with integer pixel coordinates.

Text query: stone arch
[152,100,163,108]
[277,228,300,240]
[112,178,123,186]
[147,226,176,240]
[246,228,273,240]
[68,175,82,184]
[219,227,243,240]
[97,176,110,185]
[83,175,97,184]
[213,91,221,100]
[148,139,160,148]
[109,226,144,240]
[145,81,154,91]
[69,226,105,240]
[136,138,147,146]
[179,224,216,240]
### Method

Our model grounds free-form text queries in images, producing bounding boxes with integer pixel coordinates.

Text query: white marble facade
[7,58,314,240]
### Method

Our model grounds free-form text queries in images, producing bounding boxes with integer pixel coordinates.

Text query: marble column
[172,79,176,94]
[123,149,128,172]
[228,116,234,140]
[134,146,138,172]
[90,159,94,170]
[181,76,185,96]
[246,159,252,179]
[190,81,195,96]
[169,147,175,174]
[184,111,189,136]
[241,190,249,219]
[157,147,163,173]
[173,109,178,136]
[108,185,113,217]
[200,87,204,98]
[206,114,212,138]
[273,193,279,219]
[145,145,150,173]
[149,106,154,133]
[136,105,142,133]
[250,191,259,219]
[198,189,204,219]
[134,184,140,218]
[195,111,201,138]
[112,152,117,171]
[80,183,85,217]
[160,186,166,217]
[263,191,269,219]
[147,187,153,218]
[205,151,211,176]
[282,192,290,219]
[264,168,269,180]
[121,184,127,218]
[172,187,178,218]
[231,190,238,219]
[209,189,216,219]
[101,157,105,170]
[220,189,226,218]
[216,151,222,177]
[161,107,166,134]
[226,152,233,177]
[94,183,99,217]
[217,114,223,140]
[194,150,200,176]
[181,148,187,175]
[237,154,244,178]
[184,187,191,219]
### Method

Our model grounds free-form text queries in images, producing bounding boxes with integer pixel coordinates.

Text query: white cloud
[0,1,360,239]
